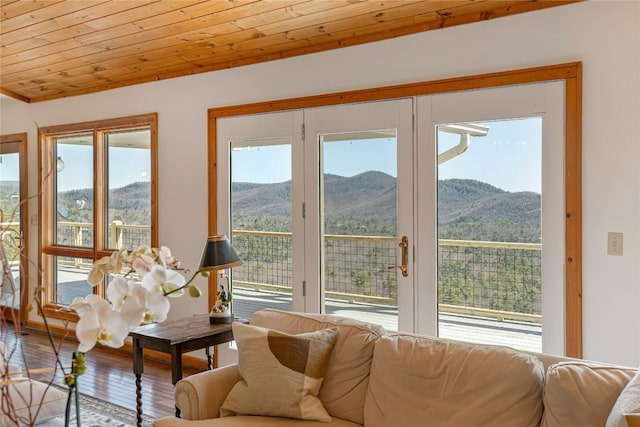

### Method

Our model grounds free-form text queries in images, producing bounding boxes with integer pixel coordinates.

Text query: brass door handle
[387,235,409,277]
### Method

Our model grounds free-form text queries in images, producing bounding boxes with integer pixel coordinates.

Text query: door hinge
[301,124,305,140]
[302,280,306,297]
[302,202,306,219]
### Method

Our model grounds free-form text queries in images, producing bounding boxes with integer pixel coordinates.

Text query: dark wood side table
[129,314,240,427]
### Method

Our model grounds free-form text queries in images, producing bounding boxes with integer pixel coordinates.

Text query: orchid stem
[163,269,206,296]
[33,292,68,375]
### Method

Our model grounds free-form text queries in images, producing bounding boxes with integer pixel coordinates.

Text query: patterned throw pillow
[221,322,338,422]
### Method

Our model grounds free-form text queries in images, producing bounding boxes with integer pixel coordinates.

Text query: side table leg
[205,347,212,370]
[170,346,183,417]
[133,338,144,427]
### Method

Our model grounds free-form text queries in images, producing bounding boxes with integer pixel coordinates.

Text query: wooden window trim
[38,113,158,321]
[207,62,583,357]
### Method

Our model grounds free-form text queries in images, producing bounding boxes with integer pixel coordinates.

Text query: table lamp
[199,235,243,324]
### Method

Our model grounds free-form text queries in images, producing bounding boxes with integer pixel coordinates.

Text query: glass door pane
[320,131,399,331]
[0,152,21,311]
[229,138,293,318]
[436,119,543,353]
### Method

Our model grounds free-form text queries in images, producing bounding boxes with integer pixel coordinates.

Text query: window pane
[55,136,94,247]
[54,256,92,305]
[106,130,151,250]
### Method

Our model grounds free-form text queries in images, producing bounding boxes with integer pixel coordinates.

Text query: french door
[217,81,565,356]
[416,81,565,354]
[217,99,414,333]
[303,100,414,332]
[0,133,28,324]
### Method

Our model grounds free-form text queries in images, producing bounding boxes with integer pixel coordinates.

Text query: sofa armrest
[175,364,241,420]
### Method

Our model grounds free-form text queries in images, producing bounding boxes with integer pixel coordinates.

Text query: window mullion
[94,130,106,256]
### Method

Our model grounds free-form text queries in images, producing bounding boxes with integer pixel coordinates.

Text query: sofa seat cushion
[364,334,545,427]
[250,309,385,425]
[220,323,338,422]
[153,415,362,427]
[542,361,636,427]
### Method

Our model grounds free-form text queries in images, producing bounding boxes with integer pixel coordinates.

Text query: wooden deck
[233,287,542,353]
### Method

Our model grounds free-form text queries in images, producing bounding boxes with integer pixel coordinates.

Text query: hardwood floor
[1,322,202,422]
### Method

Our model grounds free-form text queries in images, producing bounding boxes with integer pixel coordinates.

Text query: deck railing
[231,230,542,322]
[12,221,542,323]
[56,221,150,250]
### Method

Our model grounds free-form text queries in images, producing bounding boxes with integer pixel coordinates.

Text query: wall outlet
[607,232,623,256]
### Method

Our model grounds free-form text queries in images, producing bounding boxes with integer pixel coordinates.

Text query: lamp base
[209,313,233,324]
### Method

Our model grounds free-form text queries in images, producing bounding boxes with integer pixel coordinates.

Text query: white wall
[1,1,639,366]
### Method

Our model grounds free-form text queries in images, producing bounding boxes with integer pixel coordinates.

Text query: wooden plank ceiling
[0,0,578,103]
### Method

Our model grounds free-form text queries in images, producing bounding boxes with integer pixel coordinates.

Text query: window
[39,114,157,319]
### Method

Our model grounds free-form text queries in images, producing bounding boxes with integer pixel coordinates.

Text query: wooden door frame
[208,62,582,357]
[0,132,29,325]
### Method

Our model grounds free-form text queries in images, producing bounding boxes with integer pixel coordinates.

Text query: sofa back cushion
[250,309,385,425]
[541,361,636,427]
[364,334,545,427]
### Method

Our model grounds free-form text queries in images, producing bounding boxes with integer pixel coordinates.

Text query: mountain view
[56,181,151,224]
[232,171,541,243]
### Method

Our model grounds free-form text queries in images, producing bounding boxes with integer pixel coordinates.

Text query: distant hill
[52,181,151,224]
[232,172,541,243]
[437,179,540,242]
[0,180,20,220]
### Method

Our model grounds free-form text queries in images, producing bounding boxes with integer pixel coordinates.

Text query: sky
[231,117,542,193]
[1,117,542,195]
[0,145,151,193]
[54,145,150,192]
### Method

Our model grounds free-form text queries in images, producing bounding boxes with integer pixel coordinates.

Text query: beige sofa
[154,309,639,427]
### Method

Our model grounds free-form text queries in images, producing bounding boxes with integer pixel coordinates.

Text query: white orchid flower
[70,296,93,317]
[121,285,171,325]
[76,245,196,356]
[132,254,156,278]
[106,275,136,309]
[142,265,186,297]
[87,248,126,286]
[72,295,129,352]
[157,246,179,268]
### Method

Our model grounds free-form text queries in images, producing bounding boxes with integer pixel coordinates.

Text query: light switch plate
[607,232,623,256]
